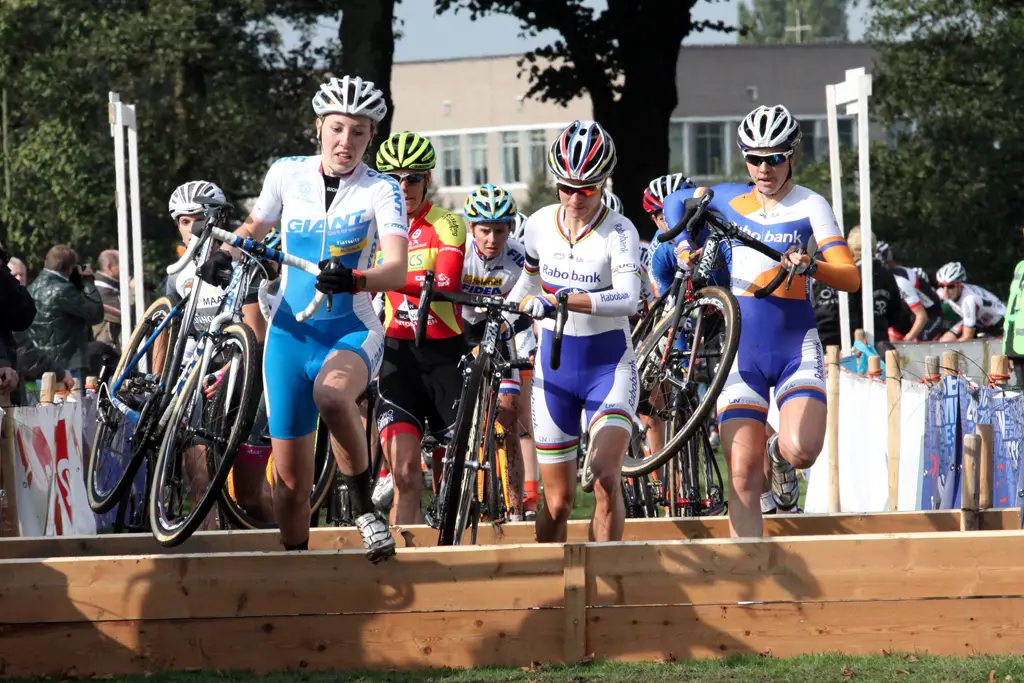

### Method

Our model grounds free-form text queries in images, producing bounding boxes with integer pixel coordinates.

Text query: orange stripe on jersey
[738,266,808,300]
[728,189,762,217]
[814,236,859,292]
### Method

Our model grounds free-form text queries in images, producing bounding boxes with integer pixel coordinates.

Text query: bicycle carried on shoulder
[414,270,569,545]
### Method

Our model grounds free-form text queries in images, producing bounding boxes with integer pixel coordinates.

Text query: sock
[283,539,309,551]
[523,480,540,503]
[760,491,777,513]
[341,467,375,518]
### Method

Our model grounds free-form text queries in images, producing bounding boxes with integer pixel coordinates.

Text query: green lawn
[31,654,1024,683]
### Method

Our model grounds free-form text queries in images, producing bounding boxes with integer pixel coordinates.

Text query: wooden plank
[563,544,587,664]
[1,509,1020,560]
[1,404,18,538]
[977,423,995,509]
[586,530,1024,607]
[587,597,1024,660]
[962,435,981,531]
[0,608,563,678]
[0,544,564,624]
[885,349,901,510]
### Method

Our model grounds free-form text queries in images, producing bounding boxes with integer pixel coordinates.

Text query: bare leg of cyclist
[775,396,824,490]
[384,432,424,525]
[315,349,395,561]
[535,460,576,543]
[587,425,630,542]
[518,372,540,517]
[271,432,316,547]
[497,393,523,518]
[721,417,767,538]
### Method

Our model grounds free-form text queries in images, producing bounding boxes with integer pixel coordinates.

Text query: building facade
[390,42,879,209]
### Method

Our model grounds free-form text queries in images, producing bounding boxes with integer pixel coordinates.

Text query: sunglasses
[556,183,602,197]
[744,150,794,167]
[385,172,427,185]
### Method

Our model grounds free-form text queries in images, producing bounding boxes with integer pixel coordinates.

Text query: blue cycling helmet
[263,228,282,250]
[464,183,517,223]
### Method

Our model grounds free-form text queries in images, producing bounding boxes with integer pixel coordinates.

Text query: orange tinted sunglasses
[556,182,601,197]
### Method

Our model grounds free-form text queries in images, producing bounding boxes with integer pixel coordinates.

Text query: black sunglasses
[744,151,793,167]
[385,172,427,185]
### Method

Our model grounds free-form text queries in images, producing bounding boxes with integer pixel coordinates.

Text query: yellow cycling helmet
[376,131,436,172]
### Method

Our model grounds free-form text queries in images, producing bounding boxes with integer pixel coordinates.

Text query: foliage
[867,0,1024,296]
[433,0,740,237]
[737,0,850,43]
[520,170,554,217]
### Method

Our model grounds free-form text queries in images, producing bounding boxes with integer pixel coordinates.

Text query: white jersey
[460,238,526,326]
[638,241,656,309]
[892,267,936,310]
[512,203,642,338]
[250,156,407,327]
[946,283,1005,330]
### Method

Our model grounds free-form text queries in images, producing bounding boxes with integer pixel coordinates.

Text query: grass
[24,654,1024,683]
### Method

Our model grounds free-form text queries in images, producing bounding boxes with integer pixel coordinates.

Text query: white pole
[126,104,145,326]
[109,94,132,352]
[855,73,874,344]
[825,84,852,354]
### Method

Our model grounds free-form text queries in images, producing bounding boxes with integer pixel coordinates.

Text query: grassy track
[28,654,1024,683]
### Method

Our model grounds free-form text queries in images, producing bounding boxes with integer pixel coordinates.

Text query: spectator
[0,336,18,401]
[8,256,27,286]
[27,245,104,380]
[0,241,36,403]
[88,249,123,376]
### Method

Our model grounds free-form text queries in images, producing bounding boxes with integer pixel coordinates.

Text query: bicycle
[597,189,806,516]
[414,270,569,545]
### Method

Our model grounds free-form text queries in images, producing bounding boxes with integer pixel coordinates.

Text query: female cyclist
[198,76,409,561]
[509,120,641,543]
[676,104,859,537]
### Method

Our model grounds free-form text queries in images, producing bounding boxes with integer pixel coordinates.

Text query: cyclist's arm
[894,276,927,340]
[221,162,286,255]
[956,296,979,340]
[563,223,642,317]
[362,178,409,293]
[807,196,859,292]
[650,239,678,297]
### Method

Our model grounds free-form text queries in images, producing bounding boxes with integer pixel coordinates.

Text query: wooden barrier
[0,509,1019,560]
[826,345,840,512]
[885,349,901,510]
[4,530,1024,677]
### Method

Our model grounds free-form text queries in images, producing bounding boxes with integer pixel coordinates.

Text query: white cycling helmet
[601,189,623,213]
[875,241,894,263]
[737,104,802,151]
[936,261,967,285]
[168,180,226,219]
[643,173,692,213]
[547,120,617,184]
[312,75,388,123]
[512,212,528,242]
[639,241,653,272]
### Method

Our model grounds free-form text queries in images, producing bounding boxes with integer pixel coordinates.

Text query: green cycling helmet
[376,131,436,172]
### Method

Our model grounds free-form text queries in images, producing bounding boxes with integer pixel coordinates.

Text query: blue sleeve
[651,240,677,296]
[662,189,690,231]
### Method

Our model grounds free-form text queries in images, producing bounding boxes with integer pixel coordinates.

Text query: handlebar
[413,270,571,369]
[656,188,810,299]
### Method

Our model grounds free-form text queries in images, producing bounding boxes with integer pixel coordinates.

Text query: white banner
[893,338,997,383]
[11,402,97,536]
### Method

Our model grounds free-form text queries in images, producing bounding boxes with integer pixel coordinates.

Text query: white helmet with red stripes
[547,120,617,184]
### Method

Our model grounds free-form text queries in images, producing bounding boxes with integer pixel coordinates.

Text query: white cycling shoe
[354,511,396,564]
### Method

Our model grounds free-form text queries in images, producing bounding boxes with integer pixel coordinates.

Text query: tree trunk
[337,0,398,145]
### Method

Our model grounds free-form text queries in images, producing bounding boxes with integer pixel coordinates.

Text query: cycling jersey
[945,282,1005,335]
[164,260,260,335]
[251,155,407,438]
[380,201,466,341]
[637,241,656,311]
[684,183,857,424]
[508,203,641,464]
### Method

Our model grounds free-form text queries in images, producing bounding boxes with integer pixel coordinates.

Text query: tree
[867,0,1024,296]
[520,170,554,216]
[738,0,850,44]
[434,0,739,239]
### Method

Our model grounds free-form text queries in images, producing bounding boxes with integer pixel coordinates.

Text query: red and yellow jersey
[379,201,467,340]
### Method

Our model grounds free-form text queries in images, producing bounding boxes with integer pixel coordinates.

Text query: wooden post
[924,355,940,385]
[563,543,587,664]
[85,376,98,396]
[976,423,994,511]
[867,355,882,377]
[885,350,901,511]
[38,372,56,405]
[990,355,1009,386]
[961,434,980,532]
[0,391,16,537]
[941,351,958,378]
[70,377,82,399]
[826,345,841,513]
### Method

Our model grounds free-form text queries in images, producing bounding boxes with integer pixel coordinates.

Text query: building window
[668,121,685,174]
[500,131,521,184]
[693,122,725,177]
[527,129,547,178]
[468,133,488,185]
[838,117,856,149]
[440,135,461,187]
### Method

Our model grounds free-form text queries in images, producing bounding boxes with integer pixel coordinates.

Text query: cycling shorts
[376,335,467,445]
[532,328,639,465]
[950,319,1003,338]
[717,298,825,424]
[264,314,384,439]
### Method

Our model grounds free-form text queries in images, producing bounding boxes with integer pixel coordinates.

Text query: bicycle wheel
[88,295,180,514]
[621,286,740,477]
[218,415,337,530]
[438,360,485,546]
[149,322,260,546]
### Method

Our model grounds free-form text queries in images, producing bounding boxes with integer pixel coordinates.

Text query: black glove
[69,266,84,289]
[315,258,363,295]
[197,250,234,288]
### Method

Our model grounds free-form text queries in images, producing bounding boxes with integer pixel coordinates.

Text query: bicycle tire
[438,360,485,545]
[149,322,260,546]
[621,286,740,477]
[217,415,337,530]
[87,295,180,514]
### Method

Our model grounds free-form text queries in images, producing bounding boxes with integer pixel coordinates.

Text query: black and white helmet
[512,212,528,242]
[312,75,388,123]
[875,241,894,263]
[936,261,967,285]
[737,104,802,151]
[601,189,623,213]
[168,180,226,219]
[913,266,931,286]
